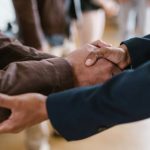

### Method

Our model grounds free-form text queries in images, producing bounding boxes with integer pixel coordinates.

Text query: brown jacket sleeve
[0,34,74,122]
[0,34,74,95]
[0,58,74,95]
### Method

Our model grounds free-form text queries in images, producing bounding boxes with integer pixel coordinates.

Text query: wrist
[119,44,131,68]
[65,57,78,86]
[37,94,49,121]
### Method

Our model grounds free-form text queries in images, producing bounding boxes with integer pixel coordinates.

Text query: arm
[0,33,73,94]
[46,61,150,141]
[0,58,74,95]
[0,33,74,122]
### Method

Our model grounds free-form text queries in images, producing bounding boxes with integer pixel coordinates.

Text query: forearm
[0,35,75,94]
[0,58,74,95]
[46,61,150,141]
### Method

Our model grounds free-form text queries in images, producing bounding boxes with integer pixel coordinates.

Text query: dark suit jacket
[0,33,74,122]
[46,34,150,141]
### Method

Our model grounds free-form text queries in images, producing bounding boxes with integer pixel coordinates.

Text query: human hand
[0,93,48,133]
[85,42,131,70]
[66,41,121,86]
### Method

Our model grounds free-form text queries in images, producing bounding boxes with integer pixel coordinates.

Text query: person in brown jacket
[0,33,121,150]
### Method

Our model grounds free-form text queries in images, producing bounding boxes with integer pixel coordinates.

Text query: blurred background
[0,0,150,150]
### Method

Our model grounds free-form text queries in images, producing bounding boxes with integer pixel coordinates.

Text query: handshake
[0,39,131,133]
[65,40,130,86]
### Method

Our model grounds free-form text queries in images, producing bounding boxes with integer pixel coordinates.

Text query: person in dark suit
[0,35,150,141]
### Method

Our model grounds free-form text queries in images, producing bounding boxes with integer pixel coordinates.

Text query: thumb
[0,94,13,109]
[85,51,101,66]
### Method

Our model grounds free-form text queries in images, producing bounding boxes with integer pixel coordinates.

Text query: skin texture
[0,40,129,134]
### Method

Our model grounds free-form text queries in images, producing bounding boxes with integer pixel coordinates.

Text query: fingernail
[85,59,93,66]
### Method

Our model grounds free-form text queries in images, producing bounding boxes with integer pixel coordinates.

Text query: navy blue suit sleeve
[122,34,150,68]
[46,61,150,141]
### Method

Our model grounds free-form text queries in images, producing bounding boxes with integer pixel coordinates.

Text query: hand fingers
[85,50,102,66]
[91,40,112,48]
[85,40,112,66]
[0,94,14,109]
[85,47,108,66]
